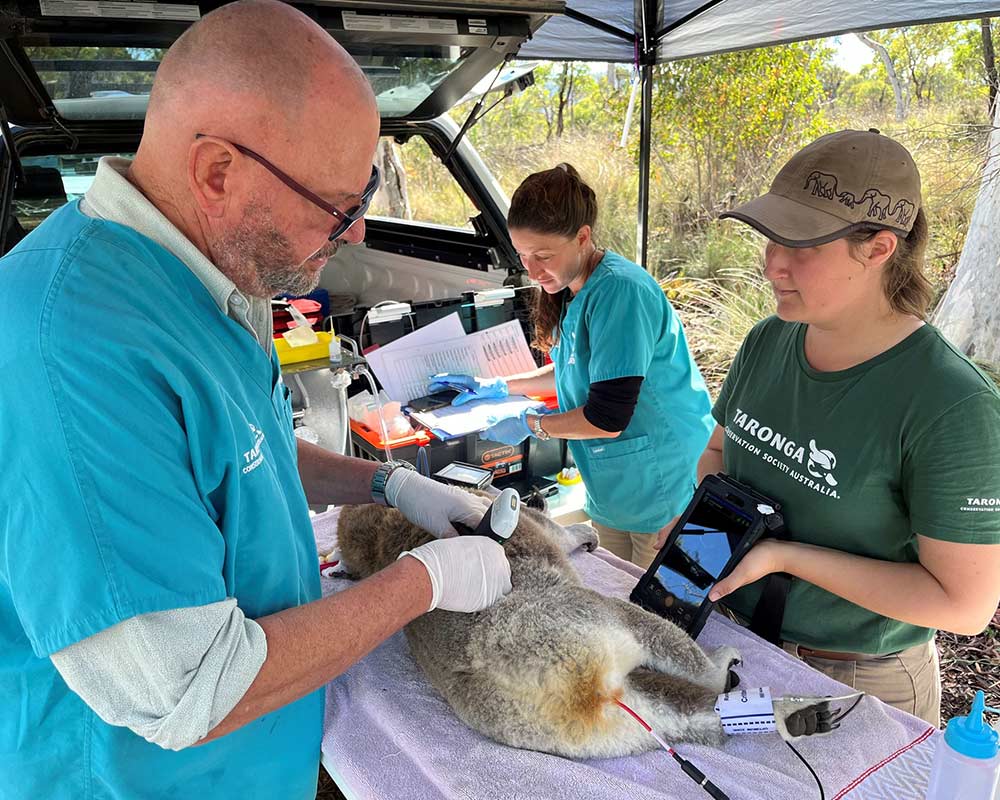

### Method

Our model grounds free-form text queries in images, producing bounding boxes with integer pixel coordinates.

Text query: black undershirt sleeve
[582,376,644,433]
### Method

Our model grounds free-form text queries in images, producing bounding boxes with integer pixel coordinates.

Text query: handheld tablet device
[408,389,461,412]
[433,461,494,490]
[629,474,785,639]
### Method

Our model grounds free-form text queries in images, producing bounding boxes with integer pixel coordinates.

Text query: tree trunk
[856,32,906,121]
[556,63,571,138]
[606,62,618,91]
[983,18,998,119]
[375,139,411,220]
[933,99,1000,369]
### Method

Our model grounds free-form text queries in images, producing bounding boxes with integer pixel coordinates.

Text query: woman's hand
[708,539,789,602]
[427,373,508,406]
[654,515,679,550]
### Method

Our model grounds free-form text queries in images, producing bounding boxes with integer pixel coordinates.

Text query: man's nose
[337,218,366,245]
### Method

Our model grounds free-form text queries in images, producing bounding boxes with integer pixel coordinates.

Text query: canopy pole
[636,62,653,270]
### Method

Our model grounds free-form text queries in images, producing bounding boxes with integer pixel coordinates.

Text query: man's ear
[865,230,898,269]
[188,136,237,219]
[576,224,593,249]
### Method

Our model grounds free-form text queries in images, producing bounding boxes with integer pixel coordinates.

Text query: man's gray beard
[215,203,339,298]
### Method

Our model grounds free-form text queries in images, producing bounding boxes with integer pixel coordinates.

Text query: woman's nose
[762,243,789,280]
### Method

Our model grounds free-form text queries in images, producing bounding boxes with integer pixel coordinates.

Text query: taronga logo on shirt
[243,423,266,474]
[726,407,841,500]
[962,497,1000,512]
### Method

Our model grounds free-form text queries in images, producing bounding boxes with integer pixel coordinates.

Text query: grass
[314,99,997,796]
[668,268,774,397]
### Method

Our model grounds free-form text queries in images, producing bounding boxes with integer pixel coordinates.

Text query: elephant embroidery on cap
[836,191,858,209]
[891,199,916,226]
[800,173,914,229]
[803,171,839,200]
[859,189,893,221]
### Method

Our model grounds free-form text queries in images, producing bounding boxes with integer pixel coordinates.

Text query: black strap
[749,572,792,646]
[749,511,792,646]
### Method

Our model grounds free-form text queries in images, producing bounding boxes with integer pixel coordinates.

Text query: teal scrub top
[0,203,324,800]
[550,251,713,533]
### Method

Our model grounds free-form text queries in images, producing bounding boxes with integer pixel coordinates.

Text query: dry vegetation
[318,30,1000,796]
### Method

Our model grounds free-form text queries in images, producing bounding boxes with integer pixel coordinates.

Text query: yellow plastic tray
[274,331,334,365]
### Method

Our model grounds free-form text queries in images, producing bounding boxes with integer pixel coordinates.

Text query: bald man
[0,2,512,798]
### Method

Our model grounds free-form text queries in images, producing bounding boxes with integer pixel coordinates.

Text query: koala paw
[708,646,743,693]
[564,523,600,553]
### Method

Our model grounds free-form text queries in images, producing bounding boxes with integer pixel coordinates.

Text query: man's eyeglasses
[195,134,380,241]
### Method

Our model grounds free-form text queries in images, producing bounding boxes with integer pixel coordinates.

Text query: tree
[934,99,1000,369]
[861,25,963,110]
[855,32,906,120]
[651,43,829,213]
[375,139,411,220]
[982,19,998,117]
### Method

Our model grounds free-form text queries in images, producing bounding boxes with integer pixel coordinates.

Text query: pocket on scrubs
[584,434,668,529]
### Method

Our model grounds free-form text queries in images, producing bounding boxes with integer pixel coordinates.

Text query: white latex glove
[386,469,492,538]
[399,537,512,613]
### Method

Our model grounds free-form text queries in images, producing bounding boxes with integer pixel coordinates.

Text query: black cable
[831,693,864,726]
[785,739,825,800]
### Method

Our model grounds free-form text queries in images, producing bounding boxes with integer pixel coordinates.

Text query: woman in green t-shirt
[700,129,1000,726]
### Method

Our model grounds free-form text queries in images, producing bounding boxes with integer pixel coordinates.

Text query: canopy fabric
[520,0,1000,62]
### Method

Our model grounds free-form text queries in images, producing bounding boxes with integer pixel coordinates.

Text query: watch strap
[529,412,551,441]
[371,460,415,506]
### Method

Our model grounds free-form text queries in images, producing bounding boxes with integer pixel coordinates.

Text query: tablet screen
[644,493,754,625]
[438,463,491,484]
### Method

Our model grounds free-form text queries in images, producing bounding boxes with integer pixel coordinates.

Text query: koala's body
[337,500,740,758]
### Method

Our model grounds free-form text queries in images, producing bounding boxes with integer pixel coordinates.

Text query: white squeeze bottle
[925,691,1000,800]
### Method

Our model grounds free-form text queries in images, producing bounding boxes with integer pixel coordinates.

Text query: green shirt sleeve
[905,390,1000,544]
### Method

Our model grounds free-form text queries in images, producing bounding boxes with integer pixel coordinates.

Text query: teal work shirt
[550,251,713,532]
[0,203,323,799]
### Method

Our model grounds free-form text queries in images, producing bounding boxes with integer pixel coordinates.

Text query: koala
[336,499,741,759]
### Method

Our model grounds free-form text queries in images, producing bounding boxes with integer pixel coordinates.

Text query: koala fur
[337,500,740,759]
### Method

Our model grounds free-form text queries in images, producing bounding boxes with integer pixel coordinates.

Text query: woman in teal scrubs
[433,164,713,567]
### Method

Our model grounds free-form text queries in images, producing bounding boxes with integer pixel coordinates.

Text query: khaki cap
[720,129,922,247]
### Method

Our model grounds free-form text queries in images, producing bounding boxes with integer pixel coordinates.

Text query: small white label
[342,10,458,34]
[469,25,488,34]
[39,0,200,20]
[469,17,487,25]
[715,686,777,734]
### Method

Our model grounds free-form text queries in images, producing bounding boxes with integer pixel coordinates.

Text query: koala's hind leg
[621,668,725,747]
[610,599,740,694]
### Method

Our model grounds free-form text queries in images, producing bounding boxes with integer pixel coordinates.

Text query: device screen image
[434,461,493,489]
[439,463,490,484]
[408,389,460,412]
[639,492,753,632]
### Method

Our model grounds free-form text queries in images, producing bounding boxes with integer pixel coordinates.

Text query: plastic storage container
[925,691,1000,800]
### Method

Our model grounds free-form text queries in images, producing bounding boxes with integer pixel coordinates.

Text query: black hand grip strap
[749,571,792,646]
[749,515,792,646]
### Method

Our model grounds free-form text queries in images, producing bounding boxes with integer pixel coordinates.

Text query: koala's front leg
[554,522,600,555]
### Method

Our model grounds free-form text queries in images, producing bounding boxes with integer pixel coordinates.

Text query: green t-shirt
[713,316,1000,654]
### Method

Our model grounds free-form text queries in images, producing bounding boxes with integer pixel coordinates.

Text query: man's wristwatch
[370,460,415,506]
[527,413,551,441]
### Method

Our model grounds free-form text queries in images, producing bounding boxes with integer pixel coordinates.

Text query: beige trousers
[719,603,941,727]
[592,521,662,569]
[781,639,941,728]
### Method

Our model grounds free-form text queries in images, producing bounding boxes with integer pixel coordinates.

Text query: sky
[830,34,876,73]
